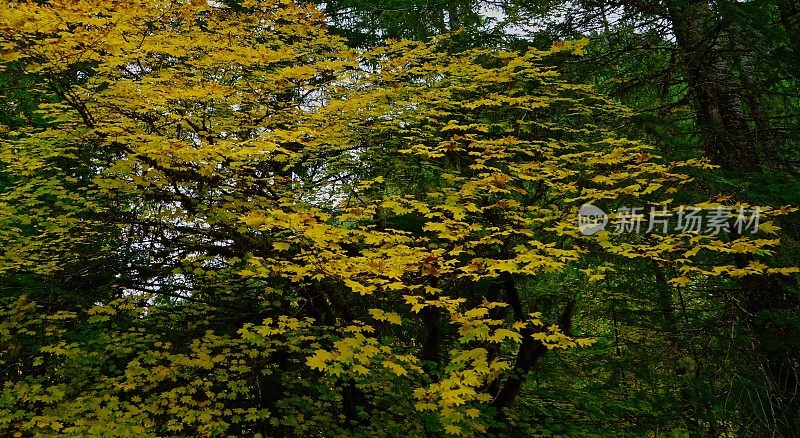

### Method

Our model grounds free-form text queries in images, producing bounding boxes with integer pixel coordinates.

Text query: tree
[494,0,800,432]
[0,0,795,435]
[314,0,489,48]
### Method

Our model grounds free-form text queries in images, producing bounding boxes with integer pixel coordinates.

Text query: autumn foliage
[0,0,796,436]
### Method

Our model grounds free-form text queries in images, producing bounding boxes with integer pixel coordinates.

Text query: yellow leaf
[759,221,780,234]
[273,242,291,251]
[352,364,370,375]
[768,267,800,275]
[382,360,408,376]
[306,350,334,371]
[384,312,402,325]
[444,424,463,435]
[670,277,691,287]
[465,408,481,418]
[490,328,522,343]
[368,309,402,325]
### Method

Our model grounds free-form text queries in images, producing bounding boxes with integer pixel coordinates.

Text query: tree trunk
[666,0,762,170]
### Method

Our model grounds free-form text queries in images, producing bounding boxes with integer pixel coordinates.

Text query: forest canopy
[0,0,799,436]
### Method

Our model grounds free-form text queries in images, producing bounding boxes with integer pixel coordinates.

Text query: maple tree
[0,0,796,436]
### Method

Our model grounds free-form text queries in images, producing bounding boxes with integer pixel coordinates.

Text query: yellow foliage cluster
[0,0,794,435]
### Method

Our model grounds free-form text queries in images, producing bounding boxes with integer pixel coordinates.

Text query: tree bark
[666,0,762,170]
[491,273,576,411]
